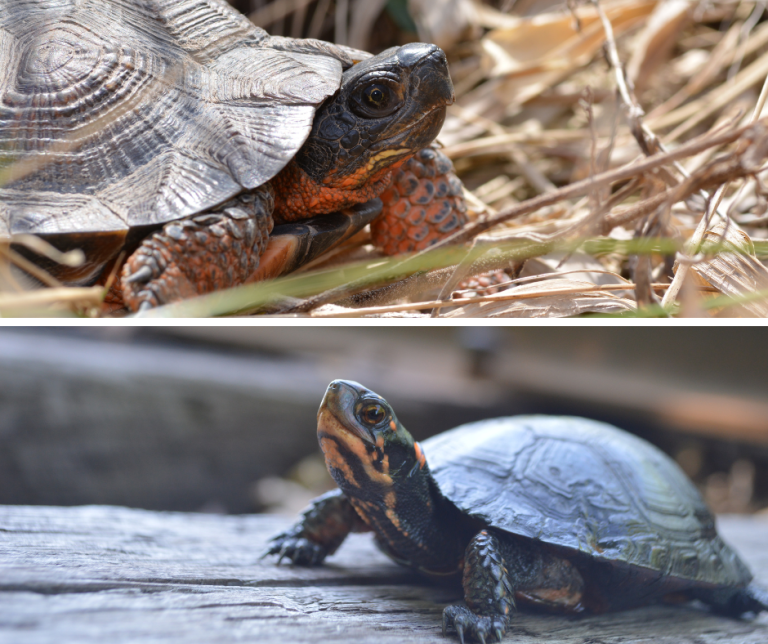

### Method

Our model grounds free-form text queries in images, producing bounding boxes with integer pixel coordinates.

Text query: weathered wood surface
[1,506,767,644]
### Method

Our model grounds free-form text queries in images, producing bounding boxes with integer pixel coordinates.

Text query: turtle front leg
[372,146,467,255]
[263,489,369,566]
[443,531,515,644]
[120,186,274,311]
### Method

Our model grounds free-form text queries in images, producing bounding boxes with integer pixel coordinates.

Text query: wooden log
[1,505,766,643]
[0,330,512,512]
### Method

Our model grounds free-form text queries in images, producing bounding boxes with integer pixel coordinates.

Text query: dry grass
[4,0,768,317]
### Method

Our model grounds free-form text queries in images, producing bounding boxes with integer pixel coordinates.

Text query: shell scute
[0,0,344,237]
[422,416,752,586]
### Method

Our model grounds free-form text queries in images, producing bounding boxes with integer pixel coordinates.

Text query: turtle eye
[364,84,389,108]
[351,82,399,118]
[359,402,387,427]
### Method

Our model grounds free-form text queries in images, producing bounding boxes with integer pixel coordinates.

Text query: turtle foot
[442,605,507,644]
[262,490,365,567]
[263,528,330,566]
[746,582,768,613]
[120,188,273,311]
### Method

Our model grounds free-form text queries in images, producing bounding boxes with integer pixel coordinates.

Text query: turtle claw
[442,605,507,643]
[124,265,153,284]
[263,529,330,566]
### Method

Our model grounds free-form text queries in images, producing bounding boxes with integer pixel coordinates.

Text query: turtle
[265,380,768,643]
[0,0,466,312]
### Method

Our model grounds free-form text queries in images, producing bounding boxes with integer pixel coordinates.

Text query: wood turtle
[0,0,466,311]
[266,380,768,643]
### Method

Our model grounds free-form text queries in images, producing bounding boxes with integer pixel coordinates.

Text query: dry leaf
[408,0,479,52]
[441,0,657,146]
[481,0,656,83]
[691,222,768,317]
[626,0,691,94]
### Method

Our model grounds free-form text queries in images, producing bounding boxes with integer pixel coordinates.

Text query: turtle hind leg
[741,583,768,614]
[120,186,274,312]
[443,531,514,644]
[695,582,768,617]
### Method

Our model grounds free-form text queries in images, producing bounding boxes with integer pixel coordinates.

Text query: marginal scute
[422,416,752,586]
[0,190,127,235]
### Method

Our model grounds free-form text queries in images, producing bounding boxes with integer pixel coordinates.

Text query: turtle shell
[0,0,349,271]
[422,416,752,586]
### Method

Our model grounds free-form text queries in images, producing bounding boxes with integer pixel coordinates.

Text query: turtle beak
[318,379,376,444]
[406,44,455,108]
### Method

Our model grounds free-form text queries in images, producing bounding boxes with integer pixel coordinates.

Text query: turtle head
[271,43,454,221]
[317,379,467,573]
[317,379,426,498]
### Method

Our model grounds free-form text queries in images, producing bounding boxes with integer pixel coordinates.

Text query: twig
[454,267,636,295]
[310,282,677,318]
[0,246,65,289]
[603,150,768,234]
[429,236,534,318]
[592,0,648,150]
[341,267,455,308]
[660,47,768,142]
[0,286,103,310]
[726,1,767,82]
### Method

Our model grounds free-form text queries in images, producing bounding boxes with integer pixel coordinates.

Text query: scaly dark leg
[120,186,274,311]
[263,489,369,566]
[443,531,515,644]
[695,582,768,617]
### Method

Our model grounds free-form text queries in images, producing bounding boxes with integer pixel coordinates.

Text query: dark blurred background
[0,327,766,516]
[223,0,535,54]
[226,0,440,54]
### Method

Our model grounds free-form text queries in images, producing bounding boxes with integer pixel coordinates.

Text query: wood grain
[1,505,766,643]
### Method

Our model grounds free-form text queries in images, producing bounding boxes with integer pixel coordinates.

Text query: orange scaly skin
[120,189,273,311]
[271,156,406,223]
[118,148,467,311]
[372,148,467,255]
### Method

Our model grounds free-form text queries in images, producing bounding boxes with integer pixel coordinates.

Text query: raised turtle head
[271,44,455,221]
[317,379,422,497]
[317,379,466,573]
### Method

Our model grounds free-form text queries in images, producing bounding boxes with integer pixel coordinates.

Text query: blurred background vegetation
[0,327,766,516]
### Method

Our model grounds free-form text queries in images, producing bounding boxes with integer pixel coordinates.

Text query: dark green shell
[422,416,752,586]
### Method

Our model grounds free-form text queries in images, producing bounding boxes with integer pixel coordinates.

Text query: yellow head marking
[319,435,359,488]
[414,442,426,469]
